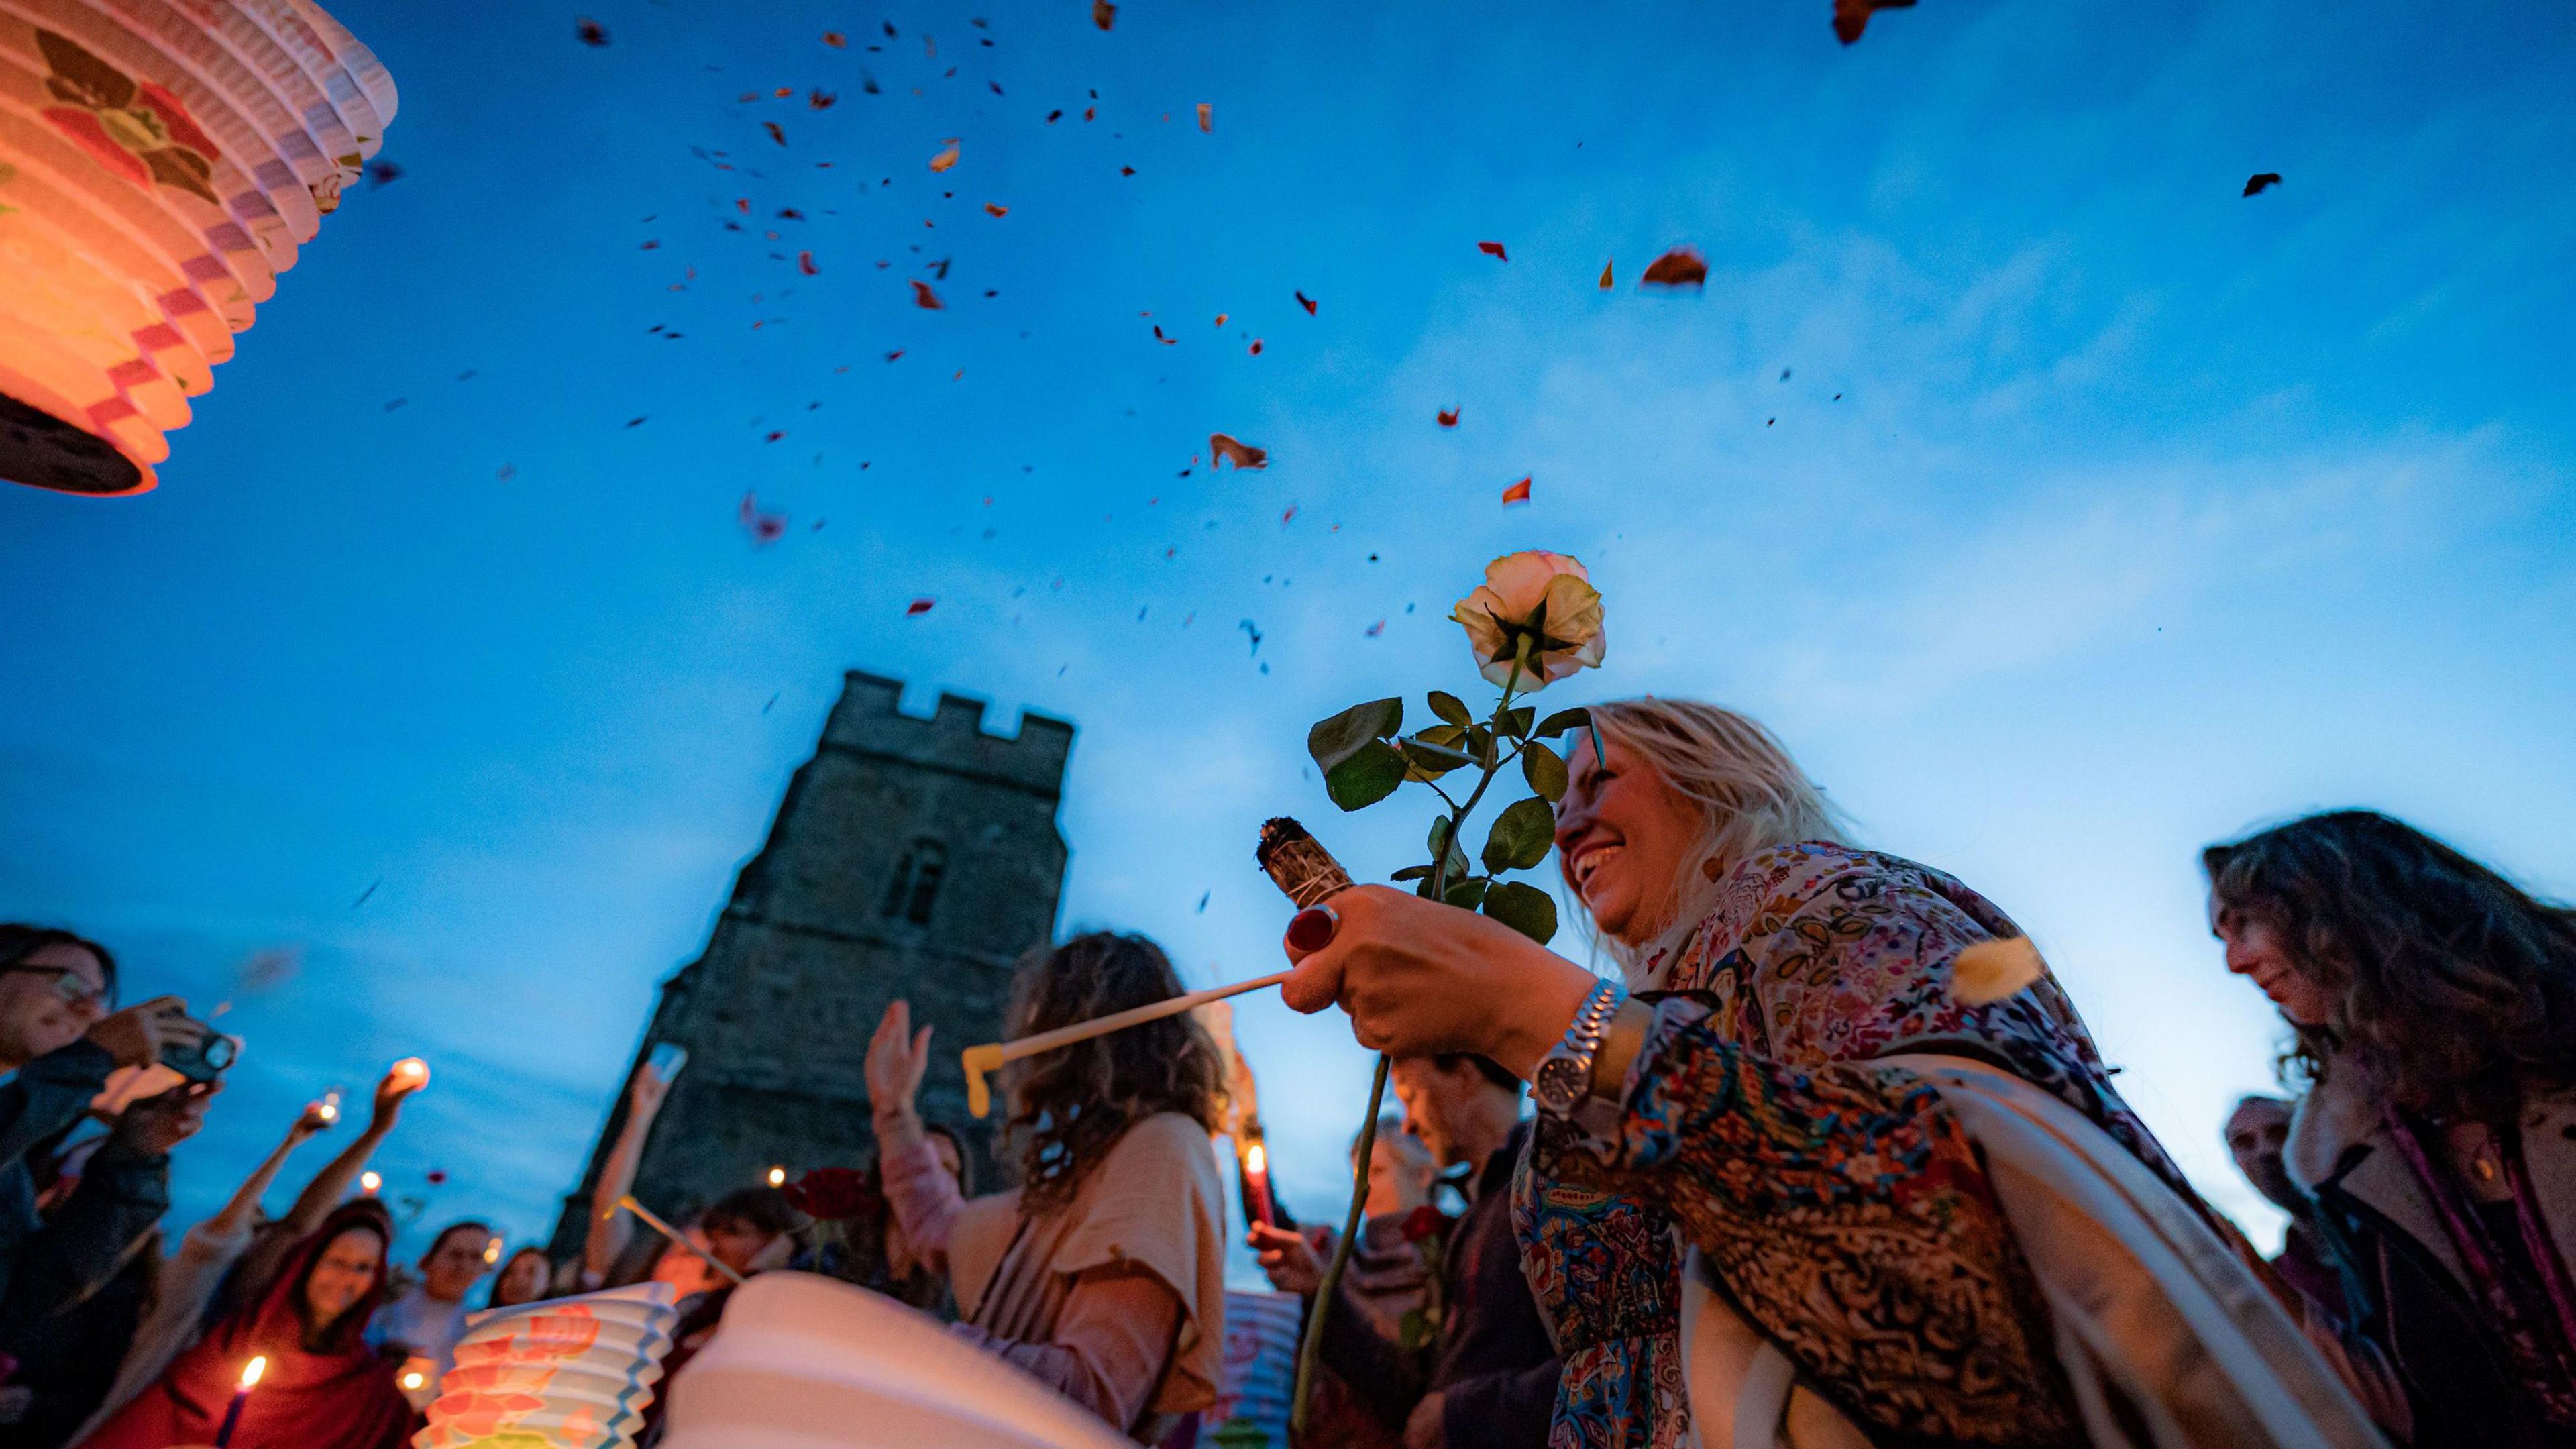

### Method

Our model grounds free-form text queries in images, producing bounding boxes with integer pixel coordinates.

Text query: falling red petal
[1833,0,1916,44]
[906,597,936,616]
[1477,241,1508,260]
[1436,407,1460,428]
[822,30,846,46]
[1295,290,1317,315]
[763,121,787,146]
[1640,247,1709,288]
[1501,476,1532,505]
[1598,259,1613,290]
[1248,339,1263,355]
[798,250,818,275]
[985,203,1008,216]
[1093,0,1116,28]
[1364,619,1385,637]
[912,280,945,309]
[1210,433,1269,470]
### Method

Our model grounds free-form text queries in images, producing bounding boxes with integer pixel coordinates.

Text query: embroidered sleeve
[1585,997,2078,1444]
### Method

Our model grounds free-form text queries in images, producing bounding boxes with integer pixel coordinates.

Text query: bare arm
[207,1100,332,1241]
[584,1063,673,1286]
[282,1066,423,1236]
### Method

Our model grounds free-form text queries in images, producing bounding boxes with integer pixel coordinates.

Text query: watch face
[1533,1056,1587,1110]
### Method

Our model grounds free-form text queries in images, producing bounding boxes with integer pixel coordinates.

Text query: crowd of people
[0,692,2569,1448]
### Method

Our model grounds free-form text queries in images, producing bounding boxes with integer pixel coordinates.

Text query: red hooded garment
[77,1199,413,1449]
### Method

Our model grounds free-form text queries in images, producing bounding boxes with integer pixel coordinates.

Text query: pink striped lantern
[0,0,394,496]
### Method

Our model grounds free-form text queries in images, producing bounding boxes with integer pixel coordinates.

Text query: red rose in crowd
[1399,1204,1452,1244]
[784,1165,881,1221]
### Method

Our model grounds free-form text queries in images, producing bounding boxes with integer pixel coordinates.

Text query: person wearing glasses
[0,925,208,1317]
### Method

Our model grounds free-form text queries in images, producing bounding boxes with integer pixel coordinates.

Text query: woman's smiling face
[2210,894,2339,1028]
[1554,730,1707,946]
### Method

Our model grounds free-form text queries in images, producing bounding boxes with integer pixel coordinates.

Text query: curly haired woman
[865,931,1228,1442]
[2209,810,2576,1449]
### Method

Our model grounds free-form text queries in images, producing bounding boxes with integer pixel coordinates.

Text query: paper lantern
[0,0,394,496]
[417,1283,679,1449]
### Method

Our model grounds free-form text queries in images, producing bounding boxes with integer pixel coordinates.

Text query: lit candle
[1242,1141,1277,1228]
[315,1091,341,1125]
[360,1171,381,1195]
[767,1165,786,1187]
[482,1236,504,1265]
[400,1369,424,1391]
[393,1057,430,1085]
[213,1354,265,1448]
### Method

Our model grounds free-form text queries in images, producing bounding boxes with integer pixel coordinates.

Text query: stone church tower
[547,672,1072,1259]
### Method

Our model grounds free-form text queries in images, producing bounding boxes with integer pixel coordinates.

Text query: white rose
[1450,551,1607,691]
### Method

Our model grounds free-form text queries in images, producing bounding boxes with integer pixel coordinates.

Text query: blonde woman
[1281,700,2373,1449]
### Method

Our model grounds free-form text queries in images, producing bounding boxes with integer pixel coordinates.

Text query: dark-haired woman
[2208,809,2576,1449]
[77,1199,410,1449]
[488,1246,554,1309]
[865,931,1228,1442]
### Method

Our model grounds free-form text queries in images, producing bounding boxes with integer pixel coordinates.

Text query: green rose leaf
[1499,705,1534,739]
[1399,736,1475,776]
[1468,724,1495,767]
[1324,739,1408,811]
[1389,864,1434,882]
[1481,880,1558,943]
[1522,739,1568,802]
[1414,723,1466,748]
[1532,707,1591,738]
[1481,795,1558,873]
[1427,817,1470,885]
[1307,698,1405,775]
[1444,876,1490,910]
[1427,691,1472,728]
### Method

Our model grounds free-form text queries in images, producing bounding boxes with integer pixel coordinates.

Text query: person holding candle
[76,1198,409,1449]
[1254,1055,1559,1449]
[864,931,1229,1441]
[62,1097,342,1446]
[1279,698,2381,1449]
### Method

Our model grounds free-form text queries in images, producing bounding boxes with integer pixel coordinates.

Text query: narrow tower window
[883,839,947,925]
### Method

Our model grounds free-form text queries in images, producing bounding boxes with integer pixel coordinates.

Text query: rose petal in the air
[1478,241,1508,260]
[1210,433,1267,470]
[1640,247,1707,288]
[1501,476,1530,506]
[1832,0,1917,44]
[1951,936,2047,1006]
[930,140,961,172]
[1437,407,1459,428]
[912,280,944,309]
[1093,0,1116,29]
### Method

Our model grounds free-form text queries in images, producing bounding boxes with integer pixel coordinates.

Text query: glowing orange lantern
[0,0,395,496]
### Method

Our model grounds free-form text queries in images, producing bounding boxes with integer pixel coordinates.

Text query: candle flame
[315,1100,339,1124]
[1245,1142,1267,1175]
[482,1237,502,1264]
[240,1355,268,1389]
[400,1371,424,1390]
[766,1165,785,1187]
[393,1057,429,1082]
[360,1171,381,1193]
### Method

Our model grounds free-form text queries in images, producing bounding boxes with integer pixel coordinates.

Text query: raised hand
[370,1061,428,1132]
[84,996,203,1070]
[864,1000,933,1125]
[113,1080,219,1156]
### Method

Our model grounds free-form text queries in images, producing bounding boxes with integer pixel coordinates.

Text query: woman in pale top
[865,931,1228,1442]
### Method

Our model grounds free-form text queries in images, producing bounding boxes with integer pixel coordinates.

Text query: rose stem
[1292,636,1536,1435]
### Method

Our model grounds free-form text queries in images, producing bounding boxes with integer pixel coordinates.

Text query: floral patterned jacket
[1512,841,2194,1448]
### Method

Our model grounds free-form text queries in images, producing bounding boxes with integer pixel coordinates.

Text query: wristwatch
[1532,977,1629,1119]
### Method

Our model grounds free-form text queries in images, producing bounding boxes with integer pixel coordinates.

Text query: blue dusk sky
[5,0,2573,1265]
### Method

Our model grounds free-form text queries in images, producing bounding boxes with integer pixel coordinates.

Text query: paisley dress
[1512,842,2195,1448]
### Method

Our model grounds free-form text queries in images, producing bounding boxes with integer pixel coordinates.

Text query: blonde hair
[1578,698,1852,985]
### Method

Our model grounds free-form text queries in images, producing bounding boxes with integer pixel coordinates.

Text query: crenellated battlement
[820,670,1073,798]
